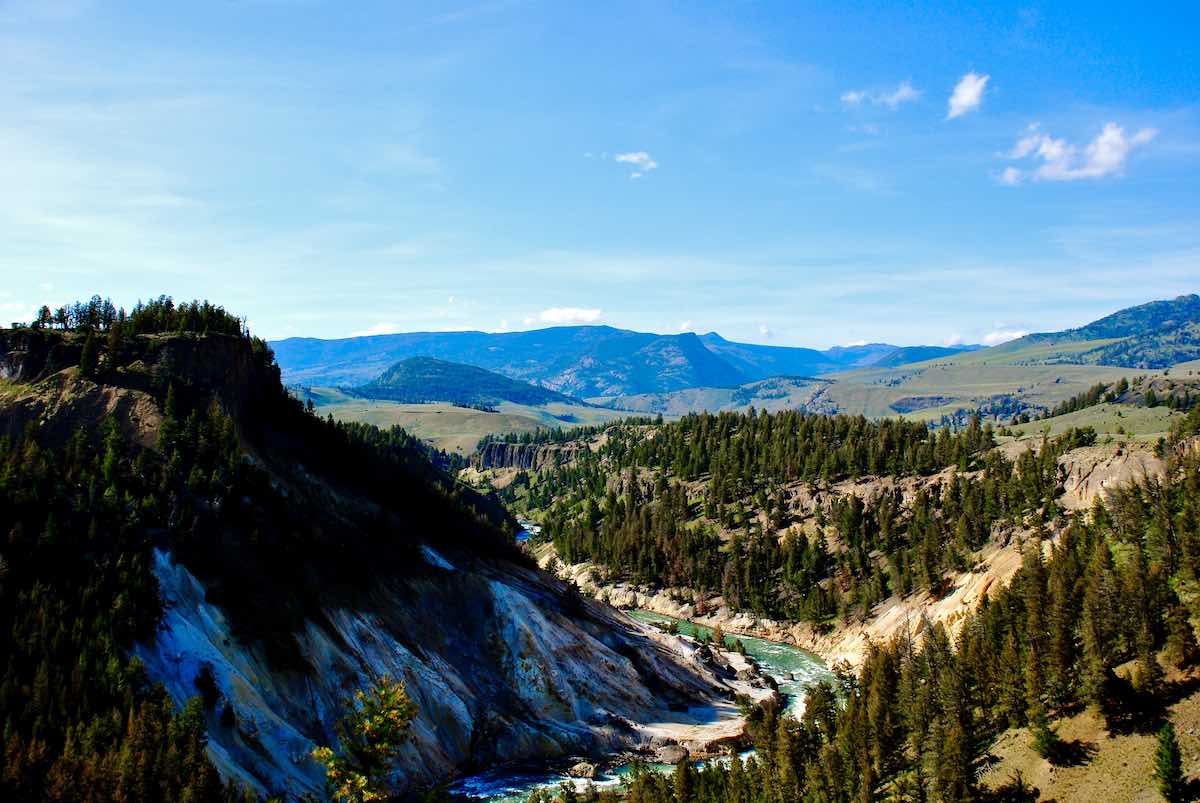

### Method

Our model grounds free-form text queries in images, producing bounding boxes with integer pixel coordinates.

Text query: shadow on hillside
[1096,671,1200,736]
[1099,672,1174,735]
[982,770,1039,802]
[1044,737,1096,767]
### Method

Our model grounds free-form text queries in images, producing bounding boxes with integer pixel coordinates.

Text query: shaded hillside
[696,333,839,378]
[352,356,579,406]
[0,300,738,800]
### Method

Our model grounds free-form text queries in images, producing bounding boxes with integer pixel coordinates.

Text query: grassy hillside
[591,376,827,415]
[590,361,1137,421]
[989,293,1200,369]
[306,387,634,453]
[999,403,1180,445]
[600,330,1200,422]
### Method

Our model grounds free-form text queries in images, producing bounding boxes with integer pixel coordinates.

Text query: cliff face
[474,440,587,471]
[137,547,742,798]
[0,328,82,384]
[0,330,273,446]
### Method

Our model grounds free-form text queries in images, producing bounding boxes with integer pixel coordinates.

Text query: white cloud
[840,81,920,110]
[535,306,603,325]
[677,319,694,333]
[982,328,1028,346]
[880,81,921,109]
[614,151,659,179]
[997,166,1023,186]
[758,323,773,339]
[947,71,989,119]
[943,333,964,346]
[349,321,403,337]
[1002,122,1157,182]
[844,339,868,346]
[447,295,455,303]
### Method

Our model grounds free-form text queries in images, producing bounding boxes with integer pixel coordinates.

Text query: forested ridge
[511,410,1200,801]
[509,411,1027,621]
[0,297,514,802]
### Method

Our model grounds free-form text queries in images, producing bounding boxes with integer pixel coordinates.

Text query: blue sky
[2,0,1197,347]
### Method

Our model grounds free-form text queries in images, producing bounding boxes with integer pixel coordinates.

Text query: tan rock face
[1055,442,1165,510]
[473,440,588,471]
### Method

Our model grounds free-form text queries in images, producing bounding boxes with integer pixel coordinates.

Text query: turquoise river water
[449,609,831,801]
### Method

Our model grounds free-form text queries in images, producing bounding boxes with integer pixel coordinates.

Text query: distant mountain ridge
[273,326,976,397]
[1001,293,1200,368]
[352,357,581,407]
[273,294,1200,399]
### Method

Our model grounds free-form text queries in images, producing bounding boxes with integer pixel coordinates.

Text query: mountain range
[274,327,979,398]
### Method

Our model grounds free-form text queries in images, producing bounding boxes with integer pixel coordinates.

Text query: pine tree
[1166,604,1198,668]
[1155,722,1183,802]
[1081,541,1117,707]
[79,331,99,378]
[312,675,417,802]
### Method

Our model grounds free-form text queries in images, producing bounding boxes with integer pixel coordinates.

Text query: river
[449,609,831,801]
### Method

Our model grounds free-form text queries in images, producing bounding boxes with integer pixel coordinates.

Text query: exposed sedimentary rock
[473,440,587,471]
[135,547,767,798]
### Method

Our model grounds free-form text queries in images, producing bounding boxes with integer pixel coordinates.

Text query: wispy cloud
[947,71,989,119]
[999,122,1157,183]
[758,323,773,339]
[529,306,603,325]
[840,80,920,110]
[677,319,694,332]
[997,166,1022,186]
[614,151,659,179]
[350,321,403,337]
[982,328,1027,345]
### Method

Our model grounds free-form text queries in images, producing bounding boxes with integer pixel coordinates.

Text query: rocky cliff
[474,440,588,471]
[136,546,750,798]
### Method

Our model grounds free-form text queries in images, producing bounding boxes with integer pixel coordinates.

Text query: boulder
[655,745,688,764]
